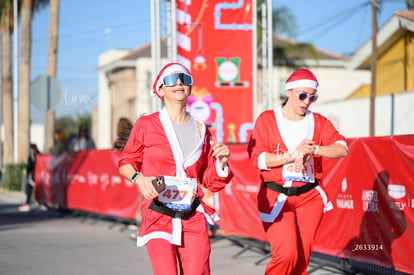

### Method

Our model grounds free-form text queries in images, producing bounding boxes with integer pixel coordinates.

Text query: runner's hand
[135,175,158,200]
[210,137,230,169]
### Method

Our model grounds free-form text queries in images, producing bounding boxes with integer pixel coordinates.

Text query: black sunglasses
[163,73,193,87]
[293,90,318,102]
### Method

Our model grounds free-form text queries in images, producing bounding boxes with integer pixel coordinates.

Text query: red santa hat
[152,63,192,100]
[285,68,318,91]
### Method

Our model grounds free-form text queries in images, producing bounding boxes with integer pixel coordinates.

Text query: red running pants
[263,188,324,275]
[146,211,211,275]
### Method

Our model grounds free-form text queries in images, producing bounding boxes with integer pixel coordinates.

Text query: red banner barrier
[313,136,414,274]
[34,137,414,273]
[216,137,414,274]
[216,144,267,241]
[35,150,140,220]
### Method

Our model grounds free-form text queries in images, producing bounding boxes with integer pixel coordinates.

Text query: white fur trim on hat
[285,68,318,91]
[285,79,318,90]
[152,63,192,100]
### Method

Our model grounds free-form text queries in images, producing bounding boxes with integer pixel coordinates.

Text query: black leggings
[25,183,34,205]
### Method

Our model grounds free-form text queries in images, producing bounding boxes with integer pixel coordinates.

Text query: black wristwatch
[131,172,140,184]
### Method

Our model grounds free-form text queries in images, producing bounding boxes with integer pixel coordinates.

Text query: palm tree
[272,6,319,69]
[1,0,49,165]
[18,0,49,162]
[273,40,319,68]
[0,1,14,165]
[18,0,32,163]
[407,0,414,10]
[272,6,297,38]
[45,0,59,151]
[48,0,58,77]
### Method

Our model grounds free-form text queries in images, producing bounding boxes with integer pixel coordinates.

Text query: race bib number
[282,158,315,183]
[158,176,197,211]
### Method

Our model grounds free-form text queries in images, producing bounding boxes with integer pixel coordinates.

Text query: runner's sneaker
[18,204,30,212]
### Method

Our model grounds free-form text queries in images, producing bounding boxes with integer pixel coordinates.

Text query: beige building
[95,41,168,148]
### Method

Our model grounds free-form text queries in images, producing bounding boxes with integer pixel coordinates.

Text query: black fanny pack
[264,181,318,196]
[149,198,201,220]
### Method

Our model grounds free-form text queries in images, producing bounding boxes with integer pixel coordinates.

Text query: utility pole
[369,0,378,136]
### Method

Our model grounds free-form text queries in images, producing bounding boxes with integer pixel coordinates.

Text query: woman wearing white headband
[119,63,233,275]
[248,68,348,274]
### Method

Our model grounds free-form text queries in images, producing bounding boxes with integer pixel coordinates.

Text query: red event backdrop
[35,150,140,220]
[313,135,414,274]
[176,0,255,143]
[218,136,414,274]
[216,143,267,241]
[34,136,414,273]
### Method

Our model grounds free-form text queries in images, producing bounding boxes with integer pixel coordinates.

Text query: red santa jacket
[248,106,347,222]
[119,108,233,245]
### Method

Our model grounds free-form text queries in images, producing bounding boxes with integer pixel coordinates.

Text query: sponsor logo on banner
[388,184,407,211]
[362,190,379,212]
[388,184,406,199]
[336,178,354,209]
[216,58,249,87]
[38,170,51,186]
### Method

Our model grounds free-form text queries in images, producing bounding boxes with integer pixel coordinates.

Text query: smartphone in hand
[152,176,166,193]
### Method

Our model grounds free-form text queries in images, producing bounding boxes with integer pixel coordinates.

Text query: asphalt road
[0,188,348,275]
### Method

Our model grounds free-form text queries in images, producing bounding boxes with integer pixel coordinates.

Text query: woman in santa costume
[248,68,348,275]
[119,63,233,275]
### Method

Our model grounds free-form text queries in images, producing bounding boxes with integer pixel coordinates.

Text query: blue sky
[29,0,407,119]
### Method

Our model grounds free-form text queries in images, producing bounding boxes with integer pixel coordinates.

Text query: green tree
[272,6,297,38]
[75,113,92,134]
[272,6,318,69]
[55,113,92,139]
[55,116,76,138]
[407,0,414,10]
[273,42,319,68]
